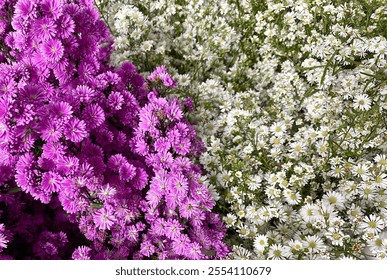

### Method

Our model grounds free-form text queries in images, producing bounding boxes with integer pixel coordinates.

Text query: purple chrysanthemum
[32,17,57,41]
[82,104,105,129]
[0,224,8,252]
[41,171,61,193]
[64,117,87,142]
[41,0,63,19]
[93,207,116,231]
[50,101,73,120]
[14,0,36,19]
[75,85,95,104]
[39,119,62,142]
[72,246,92,260]
[42,39,64,62]
[56,14,75,39]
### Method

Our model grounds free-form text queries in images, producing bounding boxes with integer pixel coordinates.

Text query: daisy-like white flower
[363,229,387,259]
[353,94,372,111]
[289,141,306,155]
[329,165,344,178]
[322,191,346,210]
[316,202,338,223]
[374,154,387,168]
[303,235,325,252]
[247,174,262,191]
[353,163,371,180]
[268,244,290,260]
[254,234,268,252]
[359,214,385,235]
[288,239,303,251]
[283,189,301,205]
[300,203,318,223]
[376,250,387,260]
[326,227,345,246]
[359,182,376,201]
[373,173,387,188]
[223,213,237,227]
[232,245,252,260]
[270,121,286,136]
[347,204,362,221]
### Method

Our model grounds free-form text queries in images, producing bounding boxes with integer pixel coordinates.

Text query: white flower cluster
[97,0,387,259]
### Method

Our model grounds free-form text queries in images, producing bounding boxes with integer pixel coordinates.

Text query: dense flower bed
[97,0,387,259]
[0,0,227,260]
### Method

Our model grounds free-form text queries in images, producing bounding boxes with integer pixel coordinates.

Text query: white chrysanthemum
[359,214,385,235]
[374,154,387,168]
[207,183,220,201]
[373,173,387,188]
[303,235,325,252]
[247,174,262,191]
[140,40,153,52]
[322,191,346,209]
[270,121,286,136]
[268,244,290,260]
[254,234,268,252]
[232,246,252,260]
[223,214,237,227]
[300,203,318,223]
[353,163,371,179]
[316,202,338,222]
[326,227,345,246]
[288,239,303,251]
[353,94,372,111]
[283,189,301,205]
[363,229,387,259]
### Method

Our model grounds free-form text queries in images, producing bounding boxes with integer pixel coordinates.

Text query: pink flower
[168,173,188,197]
[75,85,95,104]
[56,14,75,39]
[108,92,124,110]
[173,138,191,155]
[165,98,183,121]
[180,198,200,219]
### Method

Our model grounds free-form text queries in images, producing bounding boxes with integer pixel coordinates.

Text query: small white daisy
[353,94,372,111]
[359,214,385,235]
[254,234,268,252]
[268,244,290,260]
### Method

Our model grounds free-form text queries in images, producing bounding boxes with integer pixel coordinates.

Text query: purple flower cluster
[0,223,8,253]
[0,0,228,259]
